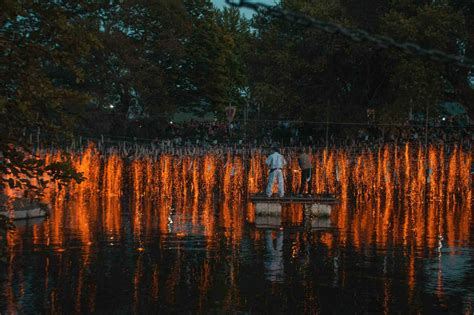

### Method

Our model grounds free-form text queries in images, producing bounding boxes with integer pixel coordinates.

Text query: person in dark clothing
[298,147,312,196]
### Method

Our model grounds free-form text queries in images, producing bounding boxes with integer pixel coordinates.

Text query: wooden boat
[0,196,49,220]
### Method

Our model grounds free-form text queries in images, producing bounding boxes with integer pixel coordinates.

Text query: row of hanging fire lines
[35,143,472,204]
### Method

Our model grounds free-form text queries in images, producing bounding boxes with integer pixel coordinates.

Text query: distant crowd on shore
[157,119,473,148]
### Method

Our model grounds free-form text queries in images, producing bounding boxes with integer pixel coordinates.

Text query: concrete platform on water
[255,215,331,230]
[254,203,333,217]
[249,193,338,204]
[250,193,338,218]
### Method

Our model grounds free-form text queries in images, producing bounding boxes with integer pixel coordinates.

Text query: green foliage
[0,0,91,196]
[68,0,252,133]
[2,0,472,132]
[0,141,84,198]
[1,1,104,139]
[247,0,472,124]
[0,1,94,255]
[378,2,465,121]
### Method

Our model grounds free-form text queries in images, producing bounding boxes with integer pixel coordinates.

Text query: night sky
[212,0,278,18]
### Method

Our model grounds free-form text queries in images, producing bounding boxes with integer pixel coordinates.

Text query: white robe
[265,152,286,197]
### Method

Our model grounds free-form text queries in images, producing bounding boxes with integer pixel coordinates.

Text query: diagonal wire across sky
[222,0,474,70]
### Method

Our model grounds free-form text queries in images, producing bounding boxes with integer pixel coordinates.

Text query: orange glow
[3,142,473,314]
[4,143,470,256]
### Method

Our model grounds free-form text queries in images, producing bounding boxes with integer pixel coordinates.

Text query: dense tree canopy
[2,0,472,141]
[1,1,96,197]
[247,0,472,124]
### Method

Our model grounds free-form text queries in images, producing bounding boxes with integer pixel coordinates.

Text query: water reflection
[264,230,284,283]
[1,144,473,313]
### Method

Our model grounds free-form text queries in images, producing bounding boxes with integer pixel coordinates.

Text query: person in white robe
[265,146,286,197]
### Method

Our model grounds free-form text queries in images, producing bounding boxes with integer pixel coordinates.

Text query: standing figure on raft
[265,145,286,198]
[298,147,312,197]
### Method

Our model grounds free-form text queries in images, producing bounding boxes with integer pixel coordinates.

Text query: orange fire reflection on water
[2,143,472,313]
[3,143,469,252]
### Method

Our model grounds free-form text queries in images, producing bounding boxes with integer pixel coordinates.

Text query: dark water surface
[1,195,474,314]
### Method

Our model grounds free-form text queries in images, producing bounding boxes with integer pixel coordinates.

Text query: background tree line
[249,0,474,125]
[2,0,473,142]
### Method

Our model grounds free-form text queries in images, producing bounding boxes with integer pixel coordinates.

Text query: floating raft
[250,193,338,217]
[255,215,331,230]
[249,193,338,204]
